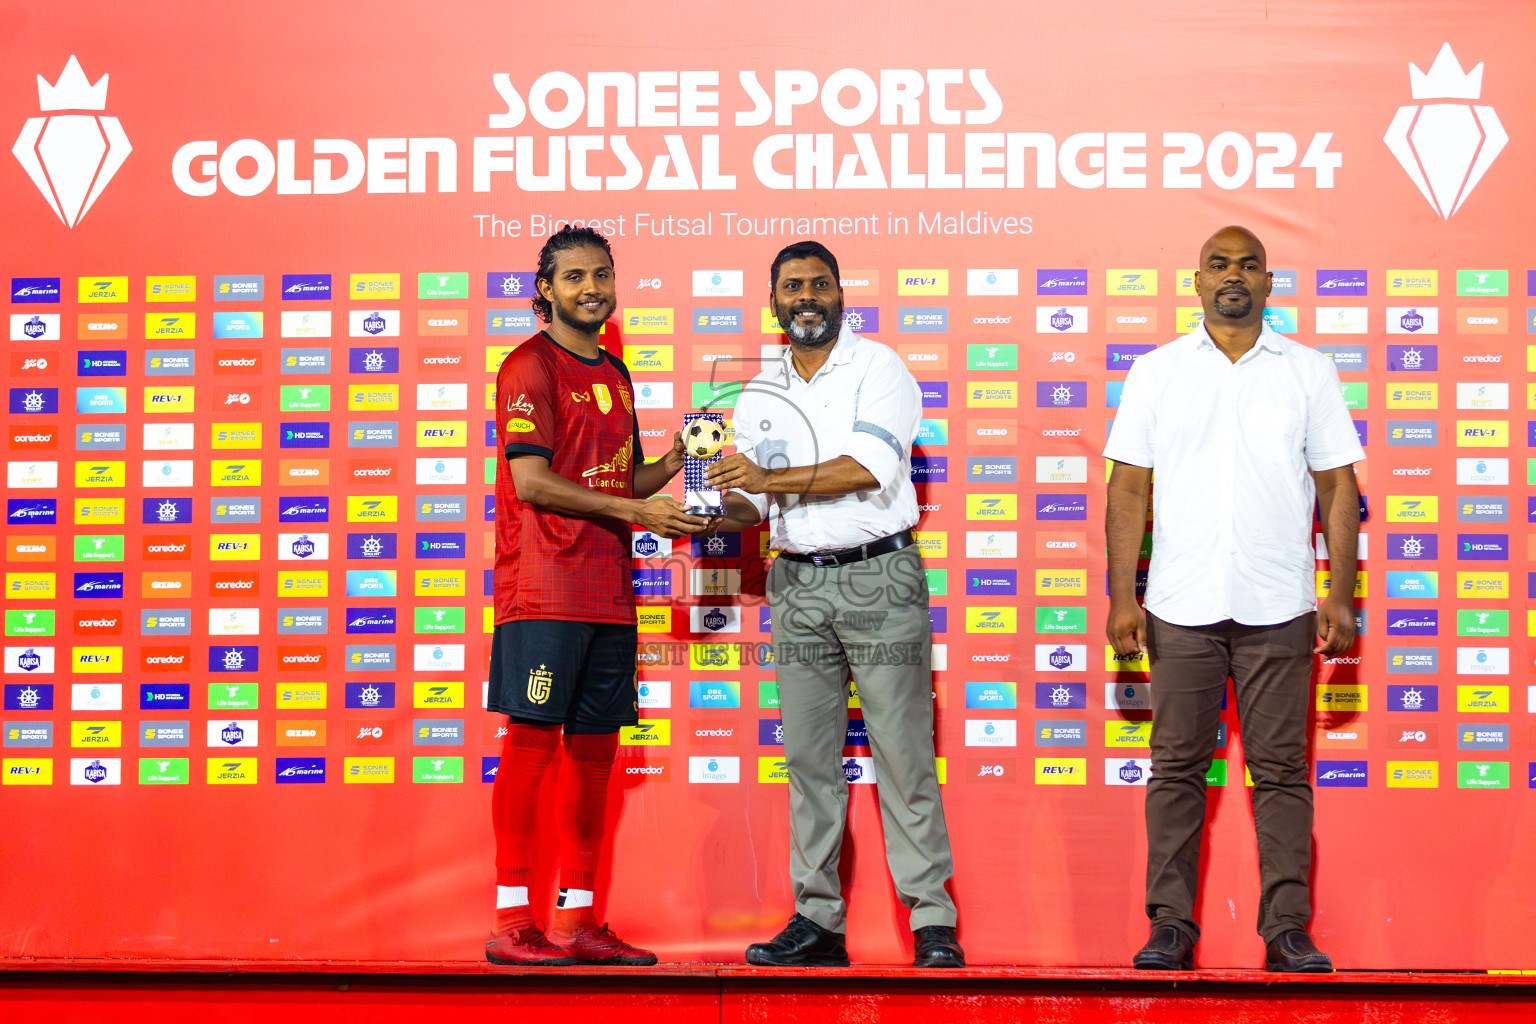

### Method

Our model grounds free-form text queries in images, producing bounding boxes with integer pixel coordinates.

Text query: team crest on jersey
[592,383,613,414]
[527,664,553,704]
[617,385,633,414]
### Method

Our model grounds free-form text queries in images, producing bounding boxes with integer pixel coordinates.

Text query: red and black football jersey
[494,331,641,625]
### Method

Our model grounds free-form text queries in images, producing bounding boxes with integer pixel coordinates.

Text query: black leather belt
[779,530,914,567]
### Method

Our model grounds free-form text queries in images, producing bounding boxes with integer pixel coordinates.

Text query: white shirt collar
[774,323,858,382]
[1193,320,1285,357]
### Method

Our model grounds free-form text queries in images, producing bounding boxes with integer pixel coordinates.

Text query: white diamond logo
[13,56,132,228]
[1383,43,1506,219]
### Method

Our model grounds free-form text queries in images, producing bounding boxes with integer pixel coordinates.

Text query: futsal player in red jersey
[487,225,709,965]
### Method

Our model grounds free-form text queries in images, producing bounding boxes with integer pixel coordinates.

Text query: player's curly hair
[532,224,614,324]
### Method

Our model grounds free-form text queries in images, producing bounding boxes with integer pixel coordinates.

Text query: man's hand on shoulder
[1314,594,1357,657]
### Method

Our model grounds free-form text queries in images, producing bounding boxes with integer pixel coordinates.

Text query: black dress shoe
[745,913,850,967]
[1265,929,1333,973]
[1132,924,1195,969]
[913,925,965,968]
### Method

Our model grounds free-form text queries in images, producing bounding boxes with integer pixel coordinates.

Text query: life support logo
[14,56,132,227]
[1384,44,1506,218]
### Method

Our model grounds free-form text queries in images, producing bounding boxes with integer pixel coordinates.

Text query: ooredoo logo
[1384,44,1506,218]
[14,56,131,227]
[278,646,327,670]
[141,647,190,672]
[8,425,57,450]
[349,458,396,481]
[209,571,260,596]
[418,347,466,370]
[73,609,122,635]
[141,535,192,560]
[214,350,263,374]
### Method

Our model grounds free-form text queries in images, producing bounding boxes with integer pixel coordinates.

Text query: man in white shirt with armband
[704,240,963,969]
[1104,226,1364,973]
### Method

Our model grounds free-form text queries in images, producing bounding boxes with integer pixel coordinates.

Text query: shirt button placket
[802,375,822,550]
[1218,364,1239,619]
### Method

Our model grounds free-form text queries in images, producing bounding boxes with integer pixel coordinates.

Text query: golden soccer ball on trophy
[684,417,726,459]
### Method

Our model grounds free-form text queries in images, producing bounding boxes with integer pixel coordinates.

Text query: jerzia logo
[14,56,132,227]
[1384,43,1506,219]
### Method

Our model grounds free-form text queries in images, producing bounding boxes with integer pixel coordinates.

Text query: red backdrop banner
[1,0,1532,970]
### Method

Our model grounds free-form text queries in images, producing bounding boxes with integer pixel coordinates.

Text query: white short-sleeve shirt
[731,326,921,553]
[1102,324,1365,627]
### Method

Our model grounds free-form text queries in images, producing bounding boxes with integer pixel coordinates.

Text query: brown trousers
[1144,611,1317,942]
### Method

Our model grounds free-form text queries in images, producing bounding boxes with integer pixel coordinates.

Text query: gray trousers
[767,545,957,933]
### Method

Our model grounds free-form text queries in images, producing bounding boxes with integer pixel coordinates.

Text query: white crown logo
[13,56,132,228]
[1409,43,1482,100]
[38,55,110,111]
[1384,43,1506,218]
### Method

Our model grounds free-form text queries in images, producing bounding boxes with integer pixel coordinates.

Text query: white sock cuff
[557,887,594,909]
[496,885,529,909]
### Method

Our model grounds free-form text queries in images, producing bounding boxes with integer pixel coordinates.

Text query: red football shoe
[557,923,658,965]
[486,923,580,966]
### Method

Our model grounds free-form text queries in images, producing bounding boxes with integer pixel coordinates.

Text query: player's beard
[776,299,843,347]
[554,296,611,335]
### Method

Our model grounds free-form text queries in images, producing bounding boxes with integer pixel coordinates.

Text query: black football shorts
[488,619,639,730]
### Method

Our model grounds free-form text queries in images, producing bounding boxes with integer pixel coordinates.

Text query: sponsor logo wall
[0,4,1529,969]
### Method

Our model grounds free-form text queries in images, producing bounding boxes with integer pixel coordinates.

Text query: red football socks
[491,722,561,933]
[552,731,618,937]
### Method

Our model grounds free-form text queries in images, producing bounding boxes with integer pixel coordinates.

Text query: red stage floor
[1,962,1533,1023]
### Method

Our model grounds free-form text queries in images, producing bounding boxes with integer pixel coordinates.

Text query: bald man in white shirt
[706,240,962,969]
[1105,226,1363,973]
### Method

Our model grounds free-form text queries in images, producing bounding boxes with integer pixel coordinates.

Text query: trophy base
[684,488,725,517]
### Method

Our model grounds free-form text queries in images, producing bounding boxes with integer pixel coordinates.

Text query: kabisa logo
[1384,44,1506,218]
[14,56,132,227]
